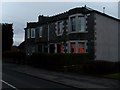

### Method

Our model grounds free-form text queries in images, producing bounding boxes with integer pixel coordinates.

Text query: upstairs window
[39,26,42,38]
[78,16,86,32]
[27,29,30,38]
[58,22,61,35]
[31,28,35,38]
[57,21,63,35]
[70,17,76,32]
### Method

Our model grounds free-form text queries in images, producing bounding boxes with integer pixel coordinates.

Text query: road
[2,63,79,90]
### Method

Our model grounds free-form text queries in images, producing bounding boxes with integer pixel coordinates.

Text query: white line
[1,80,20,90]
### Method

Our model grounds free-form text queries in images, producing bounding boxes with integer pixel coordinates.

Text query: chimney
[103,7,105,13]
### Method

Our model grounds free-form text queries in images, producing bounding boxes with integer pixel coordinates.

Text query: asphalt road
[2,63,79,90]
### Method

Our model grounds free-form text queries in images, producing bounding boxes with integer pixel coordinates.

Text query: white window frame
[31,28,35,38]
[39,26,42,38]
[56,21,63,36]
[70,16,76,32]
[68,40,88,53]
[78,16,86,32]
[68,14,88,34]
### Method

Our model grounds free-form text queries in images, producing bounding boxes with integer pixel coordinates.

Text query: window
[27,29,30,38]
[58,22,61,34]
[78,16,85,32]
[57,44,63,53]
[57,21,63,35]
[78,42,85,54]
[39,27,42,38]
[31,46,35,53]
[31,28,35,38]
[70,17,76,32]
[70,42,76,53]
[69,41,87,54]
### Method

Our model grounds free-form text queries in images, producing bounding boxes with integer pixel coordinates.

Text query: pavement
[10,64,120,89]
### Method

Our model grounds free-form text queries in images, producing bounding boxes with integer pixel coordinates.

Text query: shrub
[3,51,26,64]
[27,53,89,70]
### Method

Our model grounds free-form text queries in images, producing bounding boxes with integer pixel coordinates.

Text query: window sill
[57,34,63,36]
[68,31,88,34]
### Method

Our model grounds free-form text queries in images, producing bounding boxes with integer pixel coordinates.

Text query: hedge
[27,53,90,69]
[2,51,26,64]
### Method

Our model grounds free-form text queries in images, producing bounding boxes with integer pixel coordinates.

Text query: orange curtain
[79,48,84,54]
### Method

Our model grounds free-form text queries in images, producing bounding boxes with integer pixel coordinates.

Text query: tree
[2,23,14,52]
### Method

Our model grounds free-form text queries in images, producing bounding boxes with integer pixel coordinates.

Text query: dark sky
[2,1,118,46]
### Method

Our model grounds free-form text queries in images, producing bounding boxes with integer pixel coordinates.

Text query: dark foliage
[2,23,13,52]
[26,53,89,70]
[3,51,26,64]
[3,51,119,74]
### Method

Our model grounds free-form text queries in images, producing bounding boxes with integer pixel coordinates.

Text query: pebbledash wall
[24,6,120,62]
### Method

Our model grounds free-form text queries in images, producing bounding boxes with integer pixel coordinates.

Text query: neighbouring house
[24,6,120,62]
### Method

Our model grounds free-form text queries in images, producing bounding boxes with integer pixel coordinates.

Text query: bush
[3,51,26,64]
[27,53,90,70]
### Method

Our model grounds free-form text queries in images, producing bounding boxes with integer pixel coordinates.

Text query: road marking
[1,80,20,90]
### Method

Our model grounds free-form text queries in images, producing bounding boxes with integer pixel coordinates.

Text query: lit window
[70,17,76,32]
[39,27,42,38]
[27,29,30,38]
[31,28,35,38]
[78,42,85,54]
[78,16,85,32]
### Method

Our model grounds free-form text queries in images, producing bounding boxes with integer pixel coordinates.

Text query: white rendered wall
[95,13,119,62]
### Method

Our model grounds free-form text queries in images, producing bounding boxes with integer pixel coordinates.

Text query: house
[24,6,120,62]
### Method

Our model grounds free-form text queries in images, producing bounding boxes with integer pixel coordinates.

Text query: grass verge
[102,73,120,80]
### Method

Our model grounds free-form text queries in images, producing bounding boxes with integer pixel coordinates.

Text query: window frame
[78,16,86,32]
[68,40,88,53]
[39,26,43,38]
[56,21,63,36]
[70,16,76,32]
[68,14,88,34]
[31,28,35,38]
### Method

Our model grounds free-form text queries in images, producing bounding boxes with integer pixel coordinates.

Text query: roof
[25,6,120,28]
[40,6,119,23]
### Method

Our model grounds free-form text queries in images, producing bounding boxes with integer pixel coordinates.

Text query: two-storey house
[24,6,120,62]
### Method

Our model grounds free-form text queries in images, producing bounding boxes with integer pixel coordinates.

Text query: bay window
[78,42,85,54]
[70,17,76,32]
[78,16,86,32]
